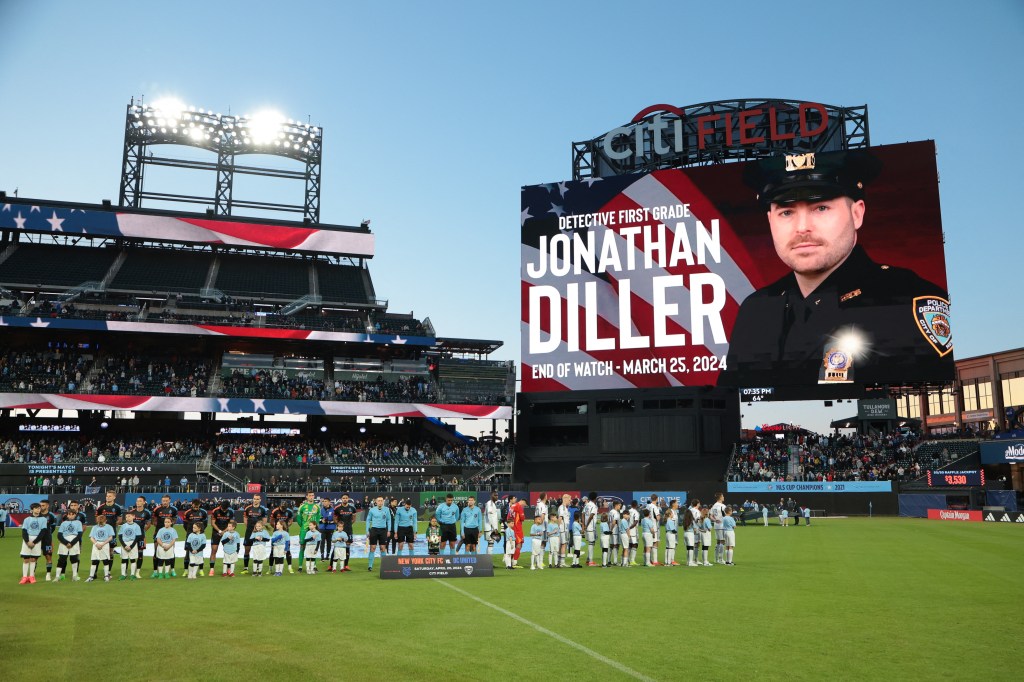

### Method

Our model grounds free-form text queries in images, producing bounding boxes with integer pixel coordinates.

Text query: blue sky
[0,0,1021,432]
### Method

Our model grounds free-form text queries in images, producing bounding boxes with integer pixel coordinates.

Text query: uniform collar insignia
[840,289,862,302]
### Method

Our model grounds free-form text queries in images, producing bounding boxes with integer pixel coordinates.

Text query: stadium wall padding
[985,490,1017,511]
[898,494,947,517]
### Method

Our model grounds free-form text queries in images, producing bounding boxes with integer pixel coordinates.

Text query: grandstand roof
[431,337,503,355]
[830,416,921,429]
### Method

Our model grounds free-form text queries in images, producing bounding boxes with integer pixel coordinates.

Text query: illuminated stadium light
[243,109,286,145]
[120,97,324,222]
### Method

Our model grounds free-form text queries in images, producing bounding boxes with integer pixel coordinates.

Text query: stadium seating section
[214,254,311,299]
[315,262,370,304]
[728,430,955,483]
[0,244,117,287]
[110,249,212,293]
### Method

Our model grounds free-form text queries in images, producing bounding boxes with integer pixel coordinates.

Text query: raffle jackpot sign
[521,140,952,396]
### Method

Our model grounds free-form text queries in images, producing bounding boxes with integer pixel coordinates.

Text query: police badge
[818,347,853,384]
[913,296,953,356]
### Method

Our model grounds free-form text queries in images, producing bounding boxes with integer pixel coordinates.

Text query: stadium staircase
[422,417,471,445]
[787,450,802,479]
[57,280,103,304]
[472,461,512,482]
[100,251,127,289]
[0,243,19,265]
[279,294,322,317]
[197,456,244,493]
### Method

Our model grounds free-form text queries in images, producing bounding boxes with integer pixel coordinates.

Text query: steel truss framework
[572,99,869,180]
[118,101,323,222]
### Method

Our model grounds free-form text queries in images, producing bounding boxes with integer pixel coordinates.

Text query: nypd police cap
[747,149,882,208]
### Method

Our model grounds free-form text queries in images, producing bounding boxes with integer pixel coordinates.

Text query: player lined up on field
[16,490,743,583]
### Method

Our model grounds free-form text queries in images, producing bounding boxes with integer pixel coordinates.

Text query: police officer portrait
[720,145,954,392]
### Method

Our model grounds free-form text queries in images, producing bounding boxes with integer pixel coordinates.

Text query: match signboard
[378,554,494,580]
[521,141,952,399]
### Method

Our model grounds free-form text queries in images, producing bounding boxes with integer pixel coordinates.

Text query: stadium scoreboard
[926,470,985,487]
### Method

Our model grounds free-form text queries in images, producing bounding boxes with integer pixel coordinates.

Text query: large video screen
[521,141,952,399]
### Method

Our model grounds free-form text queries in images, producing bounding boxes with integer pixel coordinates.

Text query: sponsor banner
[927,509,983,522]
[982,511,1024,524]
[0,393,511,420]
[0,315,433,346]
[310,464,457,478]
[521,141,952,398]
[633,491,687,507]
[2,463,196,477]
[962,409,993,423]
[728,481,892,493]
[593,491,633,511]
[980,439,1024,464]
[0,201,375,257]
[379,554,494,580]
[529,490,580,506]
[858,399,897,420]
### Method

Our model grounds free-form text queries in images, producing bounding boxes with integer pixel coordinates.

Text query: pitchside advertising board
[521,141,953,400]
[728,481,892,493]
[2,463,196,476]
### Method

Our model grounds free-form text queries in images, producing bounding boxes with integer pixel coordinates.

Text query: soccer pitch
[0,518,1019,681]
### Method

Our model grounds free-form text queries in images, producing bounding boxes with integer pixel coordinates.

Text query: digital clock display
[926,470,985,487]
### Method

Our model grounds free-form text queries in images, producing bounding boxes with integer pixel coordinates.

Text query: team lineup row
[14,491,741,582]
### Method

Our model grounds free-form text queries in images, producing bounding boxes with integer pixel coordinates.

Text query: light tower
[118,97,323,222]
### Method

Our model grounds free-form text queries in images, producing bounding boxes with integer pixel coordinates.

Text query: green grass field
[0,518,1020,681]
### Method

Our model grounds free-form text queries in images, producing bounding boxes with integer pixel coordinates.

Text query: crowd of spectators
[0,434,509,470]
[221,369,330,401]
[330,376,438,403]
[0,346,92,393]
[90,355,210,397]
[371,316,427,335]
[729,429,953,483]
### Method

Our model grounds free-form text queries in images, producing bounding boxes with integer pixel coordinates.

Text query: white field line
[433,578,656,682]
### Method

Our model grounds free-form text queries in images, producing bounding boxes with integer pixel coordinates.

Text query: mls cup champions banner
[521,141,952,396]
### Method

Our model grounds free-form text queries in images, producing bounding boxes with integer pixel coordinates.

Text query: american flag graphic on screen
[521,168,771,393]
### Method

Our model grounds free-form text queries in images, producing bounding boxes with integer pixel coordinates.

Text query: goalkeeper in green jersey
[296,492,322,571]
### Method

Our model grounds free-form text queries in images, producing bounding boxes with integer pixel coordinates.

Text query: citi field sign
[598,101,833,160]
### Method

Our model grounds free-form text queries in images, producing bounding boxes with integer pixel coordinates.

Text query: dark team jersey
[97,503,123,528]
[242,505,269,535]
[152,505,179,534]
[269,507,293,528]
[334,504,356,534]
[41,511,59,534]
[183,507,209,532]
[130,507,153,532]
[210,507,234,532]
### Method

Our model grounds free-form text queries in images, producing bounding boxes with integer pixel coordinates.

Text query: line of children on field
[19,506,352,582]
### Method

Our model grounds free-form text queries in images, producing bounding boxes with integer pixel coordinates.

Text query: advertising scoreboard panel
[521,141,952,399]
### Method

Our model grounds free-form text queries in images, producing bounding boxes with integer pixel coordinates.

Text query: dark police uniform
[721,151,953,390]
